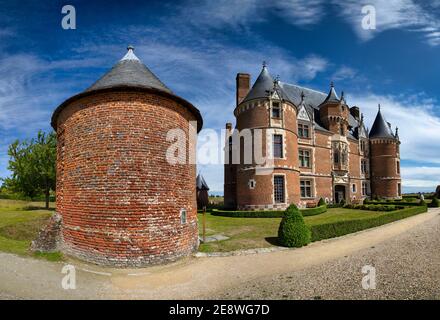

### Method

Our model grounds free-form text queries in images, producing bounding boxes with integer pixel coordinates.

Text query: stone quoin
[224,64,401,210]
[48,46,203,267]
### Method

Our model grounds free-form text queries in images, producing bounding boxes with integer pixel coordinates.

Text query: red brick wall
[55,91,198,267]
[370,139,401,199]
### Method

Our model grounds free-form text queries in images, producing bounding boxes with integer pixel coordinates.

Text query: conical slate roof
[85,46,172,94]
[51,46,203,131]
[321,82,340,104]
[241,64,288,104]
[241,65,273,103]
[196,174,209,191]
[369,106,395,139]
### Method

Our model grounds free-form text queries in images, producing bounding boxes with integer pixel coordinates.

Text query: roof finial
[378,103,381,111]
[121,45,140,61]
[395,127,399,136]
[300,91,305,101]
[262,60,267,68]
[330,81,334,88]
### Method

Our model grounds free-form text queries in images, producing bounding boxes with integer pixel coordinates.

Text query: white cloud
[332,66,357,81]
[401,167,440,189]
[272,0,326,26]
[347,92,440,165]
[177,0,440,46]
[333,0,440,46]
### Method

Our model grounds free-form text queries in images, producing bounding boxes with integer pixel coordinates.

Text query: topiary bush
[430,197,439,208]
[420,199,427,207]
[318,198,326,206]
[278,204,311,248]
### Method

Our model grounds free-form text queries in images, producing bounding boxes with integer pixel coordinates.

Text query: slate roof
[51,46,203,131]
[239,65,373,140]
[369,106,396,139]
[241,65,289,103]
[85,46,172,94]
[196,174,209,191]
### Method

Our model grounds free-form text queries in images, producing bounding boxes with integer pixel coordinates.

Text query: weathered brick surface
[55,91,198,267]
[370,139,401,199]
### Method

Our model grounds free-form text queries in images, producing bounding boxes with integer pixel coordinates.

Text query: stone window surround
[272,173,287,205]
[300,178,315,199]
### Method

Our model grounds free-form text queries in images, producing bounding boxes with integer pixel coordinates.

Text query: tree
[6,130,56,209]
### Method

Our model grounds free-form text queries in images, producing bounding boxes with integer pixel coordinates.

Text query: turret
[369,105,401,199]
[319,82,350,136]
[224,63,300,210]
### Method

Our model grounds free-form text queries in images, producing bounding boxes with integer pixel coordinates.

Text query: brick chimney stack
[236,73,250,107]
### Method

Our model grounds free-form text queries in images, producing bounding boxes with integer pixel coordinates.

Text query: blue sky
[1,0,440,194]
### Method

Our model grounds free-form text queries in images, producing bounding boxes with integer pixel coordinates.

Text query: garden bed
[198,206,428,253]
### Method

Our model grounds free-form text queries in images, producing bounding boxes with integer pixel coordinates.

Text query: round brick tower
[369,105,401,199]
[51,46,203,267]
[226,64,300,210]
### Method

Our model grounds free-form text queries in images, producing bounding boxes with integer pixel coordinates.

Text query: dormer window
[298,123,310,138]
[272,102,281,118]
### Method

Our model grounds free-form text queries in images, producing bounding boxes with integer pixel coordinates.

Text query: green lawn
[0,199,62,260]
[198,207,414,253]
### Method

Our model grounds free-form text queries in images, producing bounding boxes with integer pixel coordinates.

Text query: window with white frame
[298,123,310,138]
[273,134,283,158]
[274,176,285,203]
[361,159,368,174]
[300,180,312,198]
[299,149,311,168]
[272,102,281,118]
[362,182,368,196]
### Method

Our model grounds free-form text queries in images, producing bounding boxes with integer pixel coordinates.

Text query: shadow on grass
[265,237,280,246]
[22,206,55,211]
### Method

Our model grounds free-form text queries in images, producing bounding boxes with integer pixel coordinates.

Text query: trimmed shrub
[339,198,346,206]
[301,205,327,217]
[212,205,328,218]
[420,199,427,207]
[310,205,427,242]
[278,204,311,248]
[318,198,326,206]
[430,197,439,208]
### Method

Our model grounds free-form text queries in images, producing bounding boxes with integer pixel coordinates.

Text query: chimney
[350,106,360,120]
[236,73,250,107]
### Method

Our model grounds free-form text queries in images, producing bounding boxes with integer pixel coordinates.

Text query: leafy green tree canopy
[4,130,56,208]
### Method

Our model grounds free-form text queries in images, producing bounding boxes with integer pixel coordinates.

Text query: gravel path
[213,210,440,300]
[1,209,439,300]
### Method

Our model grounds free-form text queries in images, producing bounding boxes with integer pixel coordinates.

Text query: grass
[0,199,62,261]
[198,207,426,253]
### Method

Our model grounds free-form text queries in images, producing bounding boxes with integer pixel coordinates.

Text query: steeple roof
[241,63,288,104]
[85,46,172,94]
[51,46,203,132]
[369,105,395,139]
[321,82,340,104]
[196,174,209,191]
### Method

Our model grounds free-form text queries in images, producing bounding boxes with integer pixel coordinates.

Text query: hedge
[301,205,327,216]
[211,205,327,218]
[364,200,423,206]
[310,205,427,242]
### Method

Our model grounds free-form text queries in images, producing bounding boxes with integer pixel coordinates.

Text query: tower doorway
[334,185,346,204]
